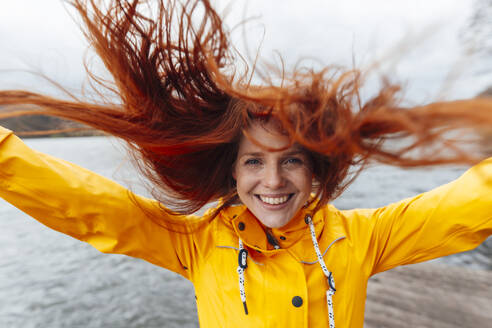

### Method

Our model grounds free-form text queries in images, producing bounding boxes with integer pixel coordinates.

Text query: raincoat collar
[219,200,343,257]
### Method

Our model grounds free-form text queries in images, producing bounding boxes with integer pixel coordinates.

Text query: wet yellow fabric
[0,126,491,327]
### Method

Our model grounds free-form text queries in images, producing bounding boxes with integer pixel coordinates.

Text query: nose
[263,164,285,189]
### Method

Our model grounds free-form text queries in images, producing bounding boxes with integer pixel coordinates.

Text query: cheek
[295,169,314,194]
[234,169,254,194]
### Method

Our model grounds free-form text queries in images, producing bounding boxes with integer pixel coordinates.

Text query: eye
[284,157,303,166]
[244,158,261,166]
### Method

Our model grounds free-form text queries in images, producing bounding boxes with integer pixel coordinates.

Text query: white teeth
[259,195,290,205]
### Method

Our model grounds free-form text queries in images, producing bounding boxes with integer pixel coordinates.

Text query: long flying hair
[1,0,492,223]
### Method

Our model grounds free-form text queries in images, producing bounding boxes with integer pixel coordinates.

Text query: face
[233,121,313,228]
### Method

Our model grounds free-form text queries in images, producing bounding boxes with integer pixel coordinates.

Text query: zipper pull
[266,231,280,249]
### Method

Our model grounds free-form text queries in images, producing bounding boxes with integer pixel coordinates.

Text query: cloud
[0,0,487,100]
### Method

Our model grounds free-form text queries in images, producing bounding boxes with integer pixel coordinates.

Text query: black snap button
[292,296,303,307]
[280,236,286,240]
[238,222,245,231]
[232,215,237,218]
[304,215,310,224]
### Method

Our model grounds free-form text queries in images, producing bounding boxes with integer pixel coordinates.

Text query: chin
[256,213,292,228]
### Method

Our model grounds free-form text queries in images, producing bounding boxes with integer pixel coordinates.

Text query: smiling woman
[0,0,491,327]
[233,120,314,229]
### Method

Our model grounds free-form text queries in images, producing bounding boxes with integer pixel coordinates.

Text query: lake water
[0,137,490,328]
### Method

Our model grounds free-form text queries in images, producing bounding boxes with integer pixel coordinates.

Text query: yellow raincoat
[0,126,491,327]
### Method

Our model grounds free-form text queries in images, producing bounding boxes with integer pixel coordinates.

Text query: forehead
[238,120,296,154]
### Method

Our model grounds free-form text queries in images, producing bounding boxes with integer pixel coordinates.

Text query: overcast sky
[0,0,489,102]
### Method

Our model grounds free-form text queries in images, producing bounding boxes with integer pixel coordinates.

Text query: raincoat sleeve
[0,126,210,279]
[341,157,492,275]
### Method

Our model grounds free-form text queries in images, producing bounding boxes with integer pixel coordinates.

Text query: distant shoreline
[0,113,105,138]
[17,130,106,139]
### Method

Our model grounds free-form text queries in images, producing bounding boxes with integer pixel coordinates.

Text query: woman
[0,0,491,327]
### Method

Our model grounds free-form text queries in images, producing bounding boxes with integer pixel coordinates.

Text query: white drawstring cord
[306,215,336,328]
[236,216,336,323]
[237,238,249,314]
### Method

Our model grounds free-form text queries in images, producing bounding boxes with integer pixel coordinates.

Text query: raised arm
[0,127,211,279]
[341,158,492,275]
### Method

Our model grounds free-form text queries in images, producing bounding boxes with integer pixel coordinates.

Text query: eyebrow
[283,149,305,156]
[239,149,305,158]
[240,152,263,157]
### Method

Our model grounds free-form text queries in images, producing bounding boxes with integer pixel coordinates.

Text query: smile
[256,194,293,205]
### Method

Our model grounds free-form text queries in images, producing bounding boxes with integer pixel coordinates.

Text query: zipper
[266,229,280,249]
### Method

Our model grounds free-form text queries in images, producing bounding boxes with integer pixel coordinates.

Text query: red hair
[1,0,492,221]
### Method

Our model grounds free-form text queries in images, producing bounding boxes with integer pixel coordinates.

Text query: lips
[256,194,293,205]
